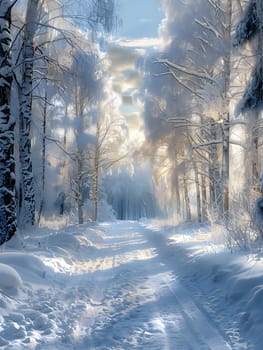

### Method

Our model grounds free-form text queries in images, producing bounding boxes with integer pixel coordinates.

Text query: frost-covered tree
[90,115,128,221]
[62,0,117,33]
[141,0,235,221]
[0,0,16,244]
[158,0,234,218]
[67,50,100,224]
[16,0,118,227]
[234,0,263,111]
[233,0,263,233]
[140,0,250,224]
[18,0,44,228]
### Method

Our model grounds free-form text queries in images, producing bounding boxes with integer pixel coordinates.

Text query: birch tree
[67,50,100,224]
[18,0,44,227]
[0,0,16,244]
[155,0,236,220]
[90,117,128,221]
[139,0,247,222]
[17,0,117,226]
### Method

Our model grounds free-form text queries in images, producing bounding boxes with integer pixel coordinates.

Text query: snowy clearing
[0,221,263,349]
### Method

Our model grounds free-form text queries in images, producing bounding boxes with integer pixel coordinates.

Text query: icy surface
[0,220,262,349]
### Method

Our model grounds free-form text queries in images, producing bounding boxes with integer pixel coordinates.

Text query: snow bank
[43,230,97,261]
[177,237,263,349]
[0,263,22,295]
[46,232,81,251]
[225,265,263,349]
[0,252,46,280]
[65,224,106,244]
[147,221,263,350]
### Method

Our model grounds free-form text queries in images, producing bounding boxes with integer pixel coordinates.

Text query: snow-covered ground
[0,220,263,349]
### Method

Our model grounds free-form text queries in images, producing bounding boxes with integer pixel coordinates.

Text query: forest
[0,0,262,249]
[1,1,263,349]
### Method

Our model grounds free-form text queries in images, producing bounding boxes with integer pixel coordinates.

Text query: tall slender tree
[0,0,16,244]
[18,0,43,227]
[69,50,100,224]
[18,0,117,226]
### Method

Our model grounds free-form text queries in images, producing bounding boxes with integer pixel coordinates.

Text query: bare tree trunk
[251,111,260,192]
[235,0,243,14]
[175,185,181,217]
[92,165,99,221]
[92,123,100,221]
[74,84,85,225]
[253,0,263,190]
[193,161,202,222]
[0,1,16,244]
[183,174,191,221]
[37,86,47,224]
[19,0,42,227]
[173,174,181,218]
[221,0,232,218]
[61,104,68,186]
[209,122,222,217]
[201,166,208,221]
[77,151,84,224]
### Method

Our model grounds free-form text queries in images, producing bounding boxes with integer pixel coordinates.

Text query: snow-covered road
[81,221,232,350]
[1,220,254,349]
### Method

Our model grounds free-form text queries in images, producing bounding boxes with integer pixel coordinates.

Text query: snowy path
[0,221,234,349]
[80,221,232,350]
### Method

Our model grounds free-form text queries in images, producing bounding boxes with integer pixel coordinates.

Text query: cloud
[108,45,139,71]
[126,111,143,129]
[107,43,142,95]
[107,37,162,96]
[106,37,161,152]
[116,38,161,49]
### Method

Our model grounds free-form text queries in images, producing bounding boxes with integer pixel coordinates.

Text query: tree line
[2,0,261,246]
[141,0,263,237]
[0,0,129,244]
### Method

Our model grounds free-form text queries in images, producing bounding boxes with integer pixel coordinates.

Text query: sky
[107,0,164,145]
[115,0,163,39]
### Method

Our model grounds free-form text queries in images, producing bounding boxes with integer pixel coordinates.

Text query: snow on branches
[234,0,263,112]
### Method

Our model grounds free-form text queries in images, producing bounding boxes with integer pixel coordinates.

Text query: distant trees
[90,118,127,221]
[105,168,157,220]
[41,41,130,224]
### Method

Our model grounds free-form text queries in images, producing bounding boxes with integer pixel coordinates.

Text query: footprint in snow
[0,321,26,340]
[32,313,53,331]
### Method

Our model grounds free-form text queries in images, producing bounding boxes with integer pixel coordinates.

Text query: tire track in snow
[141,222,235,349]
[84,221,233,349]
[162,276,232,350]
